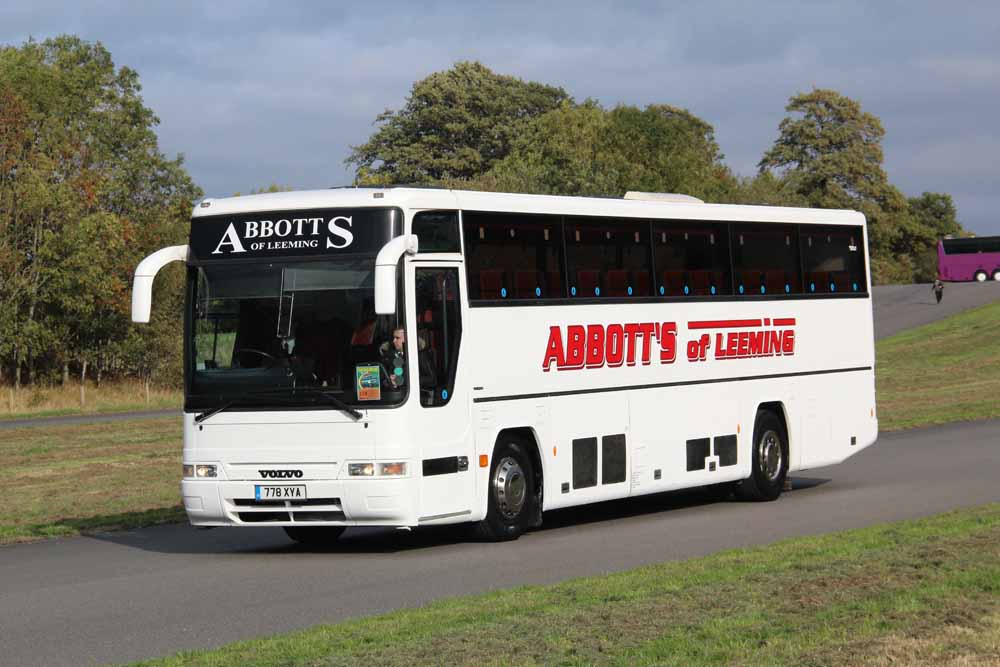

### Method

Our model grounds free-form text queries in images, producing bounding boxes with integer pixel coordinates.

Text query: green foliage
[0,36,200,387]
[347,61,570,184]
[758,89,965,283]
[459,100,734,201]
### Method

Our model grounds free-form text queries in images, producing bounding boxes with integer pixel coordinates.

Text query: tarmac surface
[0,419,997,666]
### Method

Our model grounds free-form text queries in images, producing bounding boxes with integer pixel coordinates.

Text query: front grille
[233,497,341,508]
[239,511,290,523]
[229,496,346,524]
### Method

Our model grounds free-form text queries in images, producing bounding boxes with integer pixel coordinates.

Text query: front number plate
[255,485,306,501]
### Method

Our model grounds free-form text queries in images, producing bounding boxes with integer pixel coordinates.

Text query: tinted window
[801,225,867,293]
[942,236,1000,254]
[463,212,564,300]
[653,221,731,296]
[732,224,801,295]
[412,211,461,253]
[565,217,651,298]
[415,267,462,407]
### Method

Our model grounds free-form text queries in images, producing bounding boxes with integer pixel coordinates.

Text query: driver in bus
[380,327,407,389]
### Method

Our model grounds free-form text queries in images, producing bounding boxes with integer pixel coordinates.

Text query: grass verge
[0,418,183,545]
[876,300,1000,430]
[0,379,181,420]
[130,504,1000,666]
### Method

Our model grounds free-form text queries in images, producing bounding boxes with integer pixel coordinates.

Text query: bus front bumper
[181,477,418,527]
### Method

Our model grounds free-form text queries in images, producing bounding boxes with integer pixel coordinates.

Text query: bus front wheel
[283,526,345,546]
[736,410,788,502]
[473,438,537,541]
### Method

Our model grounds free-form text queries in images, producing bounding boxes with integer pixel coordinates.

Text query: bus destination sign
[188,208,399,261]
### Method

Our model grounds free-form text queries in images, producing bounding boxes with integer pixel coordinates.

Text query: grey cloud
[3,1,998,233]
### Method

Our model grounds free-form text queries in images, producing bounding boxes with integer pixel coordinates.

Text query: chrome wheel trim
[758,429,783,483]
[493,456,526,520]
[975,271,987,282]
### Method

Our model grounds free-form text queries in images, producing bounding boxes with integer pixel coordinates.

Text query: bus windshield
[187,257,406,408]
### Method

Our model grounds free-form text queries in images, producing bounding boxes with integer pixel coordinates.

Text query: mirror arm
[131,245,190,323]
[374,235,418,314]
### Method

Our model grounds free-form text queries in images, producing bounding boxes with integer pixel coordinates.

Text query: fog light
[182,464,195,478]
[195,464,217,478]
[349,463,375,477]
[379,462,407,476]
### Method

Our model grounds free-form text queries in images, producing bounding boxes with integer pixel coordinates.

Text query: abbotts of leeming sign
[188,207,401,261]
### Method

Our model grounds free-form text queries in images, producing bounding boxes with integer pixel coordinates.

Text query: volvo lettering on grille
[258,469,304,479]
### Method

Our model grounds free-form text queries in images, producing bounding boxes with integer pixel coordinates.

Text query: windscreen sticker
[355,364,381,401]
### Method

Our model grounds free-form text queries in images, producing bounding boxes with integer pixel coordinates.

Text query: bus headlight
[348,463,375,477]
[195,464,217,478]
[379,462,407,477]
[182,464,194,478]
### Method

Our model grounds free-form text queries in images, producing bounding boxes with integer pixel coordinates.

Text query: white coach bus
[132,187,877,543]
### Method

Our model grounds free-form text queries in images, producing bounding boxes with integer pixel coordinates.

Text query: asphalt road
[1,418,998,666]
[872,280,1000,339]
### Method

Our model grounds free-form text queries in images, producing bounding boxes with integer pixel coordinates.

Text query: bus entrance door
[408,264,474,523]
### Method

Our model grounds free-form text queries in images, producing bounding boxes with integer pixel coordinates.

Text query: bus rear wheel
[736,410,788,502]
[975,270,988,282]
[283,526,345,546]
[992,269,1000,281]
[473,438,537,542]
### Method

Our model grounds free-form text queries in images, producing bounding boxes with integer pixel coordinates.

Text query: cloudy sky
[4,1,999,234]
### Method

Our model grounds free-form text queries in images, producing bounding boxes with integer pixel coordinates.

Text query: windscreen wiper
[290,387,364,421]
[194,387,364,424]
[194,390,298,424]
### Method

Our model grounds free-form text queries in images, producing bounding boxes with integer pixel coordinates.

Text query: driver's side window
[414,268,462,407]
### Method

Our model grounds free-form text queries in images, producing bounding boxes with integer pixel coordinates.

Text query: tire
[472,438,537,541]
[736,410,789,502]
[975,270,988,282]
[992,270,1000,282]
[283,526,345,546]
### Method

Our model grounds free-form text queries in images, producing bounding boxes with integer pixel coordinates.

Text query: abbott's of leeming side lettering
[542,317,796,372]
[188,207,401,261]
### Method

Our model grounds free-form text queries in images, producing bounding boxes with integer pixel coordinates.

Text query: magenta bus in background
[937,236,1000,282]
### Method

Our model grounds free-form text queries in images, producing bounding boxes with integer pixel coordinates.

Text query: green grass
[0,418,183,544]
[129,504,1000,666]
[876,300,1000,430]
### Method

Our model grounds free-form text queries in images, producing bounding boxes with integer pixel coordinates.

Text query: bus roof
[192,187,866,227]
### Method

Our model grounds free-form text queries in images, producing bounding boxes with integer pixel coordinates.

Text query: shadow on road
[88,476,831,556]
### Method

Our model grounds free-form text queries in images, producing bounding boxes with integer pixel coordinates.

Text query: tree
[0,36,200,387]
[347,61,570,184]
[905,192,963,282]
[471,101,734,200]
[758,89,913,282]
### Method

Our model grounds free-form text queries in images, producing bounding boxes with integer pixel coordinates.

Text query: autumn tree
[347,61,570,184]
[0,36,200,387]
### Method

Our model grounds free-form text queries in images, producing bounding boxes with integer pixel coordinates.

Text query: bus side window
[463,212,564,301]
[412,211,461,253]
[415,267,462,407]
[732,223,802,296]
[653,222,731,297]
[565,217,651,298]
[801,225,867,293]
